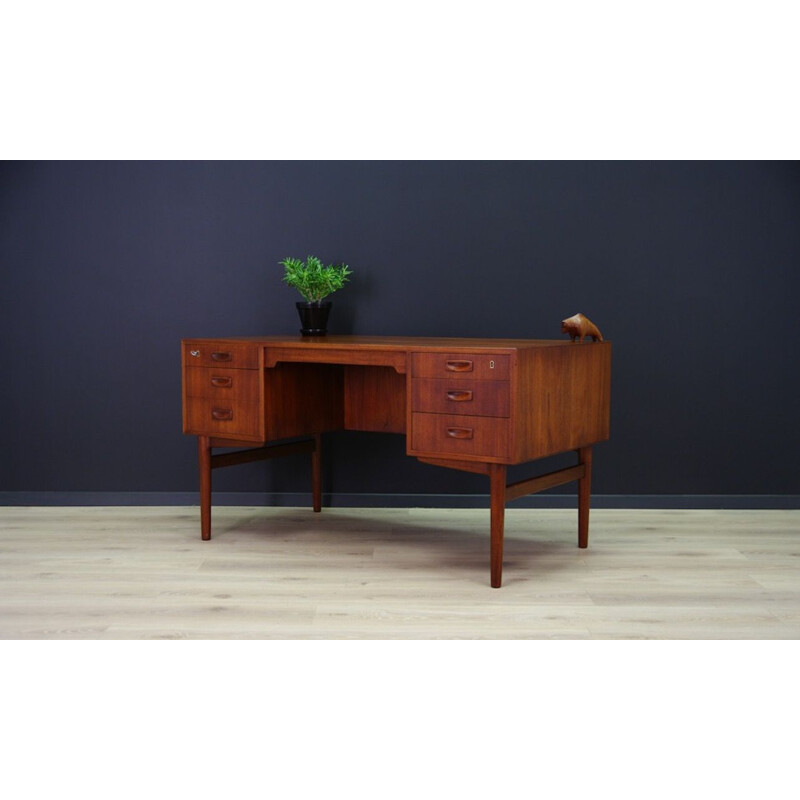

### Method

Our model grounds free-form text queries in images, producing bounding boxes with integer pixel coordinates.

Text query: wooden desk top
[184,334,605,351]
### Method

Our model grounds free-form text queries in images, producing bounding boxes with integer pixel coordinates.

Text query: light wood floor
[0,506,798,639]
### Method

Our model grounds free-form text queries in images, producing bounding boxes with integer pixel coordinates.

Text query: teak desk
[181,335,611,587]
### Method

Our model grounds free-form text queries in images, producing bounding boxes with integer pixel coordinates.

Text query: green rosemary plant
[279,255,352,303]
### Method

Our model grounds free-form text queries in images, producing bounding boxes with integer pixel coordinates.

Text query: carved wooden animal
[561,313,603,342]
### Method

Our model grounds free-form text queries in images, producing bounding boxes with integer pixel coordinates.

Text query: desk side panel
[264,362,344,440]
[344,365,406,433]
[513,342,611,462]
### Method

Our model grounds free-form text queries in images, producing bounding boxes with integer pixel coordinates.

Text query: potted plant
[279,255,352,336]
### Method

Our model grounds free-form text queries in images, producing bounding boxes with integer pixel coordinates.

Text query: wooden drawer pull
[445,359,473,372]
[211,407,233,421]
[210,376,233,388]
[446,426,474,440]
[211,351,233,362]
[446,390,473,402]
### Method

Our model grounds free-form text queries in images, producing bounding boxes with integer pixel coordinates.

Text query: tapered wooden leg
[198,435,212,541]
[489,463,507,588]
[578,446,592,548]
[312,433,322,513]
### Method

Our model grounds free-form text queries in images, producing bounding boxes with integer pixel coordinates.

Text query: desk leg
[578,446,592,548]
[312,433,322,513]
[198,435,212,541]
[489,463,507,588]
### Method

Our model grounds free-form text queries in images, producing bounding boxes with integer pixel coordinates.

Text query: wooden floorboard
[0,506,798,639]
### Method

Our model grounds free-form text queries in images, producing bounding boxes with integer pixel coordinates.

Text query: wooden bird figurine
[561,313,603,342]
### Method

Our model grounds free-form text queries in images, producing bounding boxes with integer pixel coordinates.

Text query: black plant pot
[296,301,332,336]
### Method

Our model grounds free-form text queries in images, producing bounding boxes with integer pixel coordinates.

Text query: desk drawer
[410,412,510,459]
[184,367,262,438]
[184,342,259,369]
[411,378,510,417]
[411,352,510,381]
[185,366,258,398]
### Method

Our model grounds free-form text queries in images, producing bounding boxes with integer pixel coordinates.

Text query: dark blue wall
[2,161,799,503]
